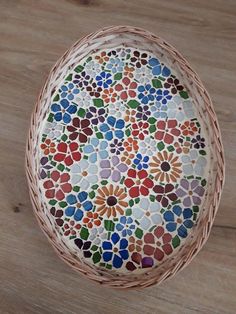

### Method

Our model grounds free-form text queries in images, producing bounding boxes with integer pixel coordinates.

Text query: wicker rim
[25,25,225,289]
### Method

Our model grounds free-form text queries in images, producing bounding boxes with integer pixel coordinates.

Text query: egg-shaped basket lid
[26,26,224,289]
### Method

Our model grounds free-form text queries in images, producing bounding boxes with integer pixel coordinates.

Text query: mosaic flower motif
[130,51,148,68]
[43,122,63,139]
[143,226,173,261]
[43,170,72,200]
[133,153,149,170]
[174,137,191,154]
[163,205,194,238]
[191,135,206,149]
[150,101,168,119]
[102,233,128,268]
[124,65,135,78]
[39,156,53,179]
[100,156,128,182]
[51,99,77,124]
[50,207,64,227]
[120,151,135,166]
[94,185,128,218]
[181,149,207,176]
[124,169,154,198]
[73,71,90,89]
[95,51,109,64]
[86,82,102,98]
[82,212,101,228]
[65,191,93,221]
[116,216,136,237]
[67,117,93,142]
[84,60,101,77]
[95,71,112,88]
[138,84,155,104]
[180,120,198,136]
[132,198,162,230]
[123,137,139,153]
[83,137,108,163]
[135,66,153,85]
[156,89,172,105]
[150,151,182,183]
[153,183,178,207]
[128,236,143,253]
[60,82,79,100]
[88,226,108,246]
[54,142,81,166]
[109,101,126,119]
[63,219,81,236]
[110,138,124,155]
[166,96,195,121]
[105,57,124,74]
[176,179,205,207]
[74,239,94,258]
[164,77,184,94]
[70,159,98,188]
[155,119,181,144]
[86,106,106,125]
[40,138,56,155]
[126,253,154,271]
[115,77,137,100]
[148,58,171,77]
[131,121,149,140]
[124,109,136,123]
[139,137,157,157]
[74,90,92,108]
[99,116,124,141]
[102,87,118,104]
[136,105,151,121]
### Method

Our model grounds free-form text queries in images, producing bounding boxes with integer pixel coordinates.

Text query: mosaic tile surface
[39,48,209,274]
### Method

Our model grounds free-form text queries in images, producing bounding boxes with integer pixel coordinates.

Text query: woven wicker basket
[25,26,225,289]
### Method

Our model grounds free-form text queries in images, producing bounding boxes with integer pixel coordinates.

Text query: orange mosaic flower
[174,140,191,154]
[124,109,136,123]
[82,212,101,229]
[180,121,198,136]
[128,236,143,253]
[150,151,182,183]
[120,151,135,166]
[123,137,139,153]
[124,65,135,78]
[102,87,117,103]
[95,51,109,64]
[40,138,56,155]
[94,184,128,218]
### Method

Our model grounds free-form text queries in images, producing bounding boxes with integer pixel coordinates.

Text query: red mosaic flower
[124,169,154,197]
[67,117,93,142]
[153,183,178,207]
[43,170,72,200]
[180,121,198,136]
[115,77,137,100]
[102,87,117,103]
[131,121,149,140]
[54,142,81,166]
[155,119,180,144]
[143,226,173,261]
[63,219,81,236]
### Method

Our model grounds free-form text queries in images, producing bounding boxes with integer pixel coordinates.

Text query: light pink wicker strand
[25,26,225,289]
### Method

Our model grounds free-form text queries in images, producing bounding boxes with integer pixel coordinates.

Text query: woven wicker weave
[25,26,225,289]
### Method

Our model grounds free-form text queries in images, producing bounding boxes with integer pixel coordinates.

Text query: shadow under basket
[25,26,225,289]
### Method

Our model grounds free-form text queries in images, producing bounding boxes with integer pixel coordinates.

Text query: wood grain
[0,0,235,313]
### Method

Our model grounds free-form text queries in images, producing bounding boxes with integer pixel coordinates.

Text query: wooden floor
[0,0,236,313]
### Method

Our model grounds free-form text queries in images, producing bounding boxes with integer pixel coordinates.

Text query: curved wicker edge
[25,25,225,289]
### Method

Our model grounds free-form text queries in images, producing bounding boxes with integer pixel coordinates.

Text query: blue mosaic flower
[102,233,129,268]
[163,205,194,238]
[150,101,168,119]
[60,83,79,100]
[51,99,77,124]
[138,84,155,104]
[116,216,136,237]
[99,116,124,141]
[133,153,149,170]
[148,58,171,77]
[83,137,108,163]
[105,57,124,74]
[65,191,93,221]
[156,89,172,105]
[95,71,112,88]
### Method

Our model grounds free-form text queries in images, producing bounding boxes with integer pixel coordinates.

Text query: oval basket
[25,26,225,289]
